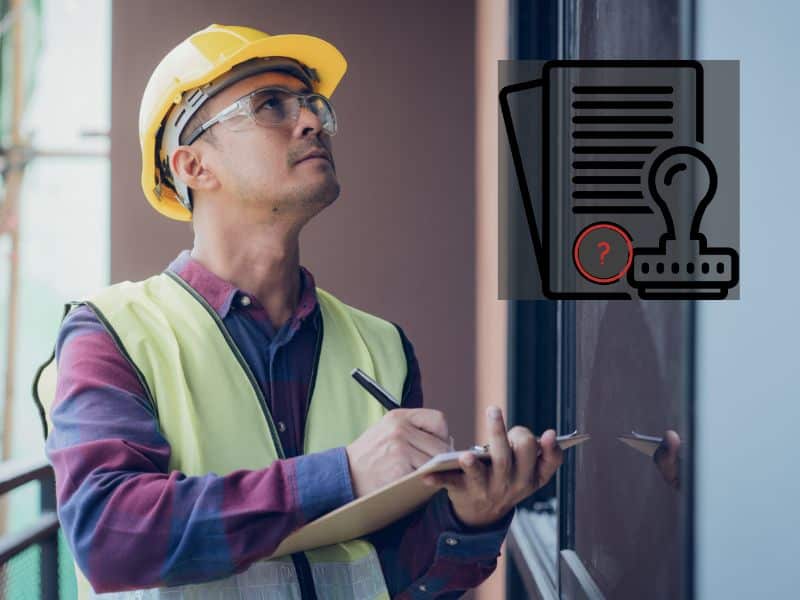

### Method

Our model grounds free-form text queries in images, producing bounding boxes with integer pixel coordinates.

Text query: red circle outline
[573,223,634,284]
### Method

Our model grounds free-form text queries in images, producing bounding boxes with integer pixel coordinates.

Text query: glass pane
[569,299,691,598]
[556,2,694,597]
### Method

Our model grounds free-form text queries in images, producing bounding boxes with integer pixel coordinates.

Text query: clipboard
[266,431,590,559]
[616,431,663,457]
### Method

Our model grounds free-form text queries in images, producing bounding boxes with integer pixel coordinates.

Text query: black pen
[350,368,456,451]
[350,368,400,411]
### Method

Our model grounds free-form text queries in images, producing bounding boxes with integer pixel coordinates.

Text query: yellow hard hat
[139,24,347,221]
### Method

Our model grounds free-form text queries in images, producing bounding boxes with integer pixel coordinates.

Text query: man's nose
[294,103,324,137]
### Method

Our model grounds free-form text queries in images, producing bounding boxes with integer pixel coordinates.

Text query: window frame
[505,1,697,598]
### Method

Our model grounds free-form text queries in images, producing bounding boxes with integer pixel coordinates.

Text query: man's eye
[257,95,281,110]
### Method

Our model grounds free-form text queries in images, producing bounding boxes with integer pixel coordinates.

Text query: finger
[664,430,681,456]
[654,431,680,465]
[661,430,681,487]
[533,429,563,490]
[404,424,452,459]
[404,408,450,443]
[508,427,537,494]
[423,470,465,489]
[459,450,489,492]
[404,442,439,470]
[486,405,513,482]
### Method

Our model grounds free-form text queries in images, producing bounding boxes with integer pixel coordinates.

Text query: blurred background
[0,1,795,598]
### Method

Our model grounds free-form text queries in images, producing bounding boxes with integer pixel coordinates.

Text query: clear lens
[218,99,256,132]
[216,87,337,136]
[308,95,337,136]
[249,88,337,136]
[251,89,294,125]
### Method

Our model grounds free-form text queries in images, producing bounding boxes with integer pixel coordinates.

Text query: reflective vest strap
[89,558,302,599]
[33,302,95,441]
[310,547,390,600]
[86,550,390,600]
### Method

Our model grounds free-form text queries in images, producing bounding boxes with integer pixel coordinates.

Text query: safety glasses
[183,85,337,145]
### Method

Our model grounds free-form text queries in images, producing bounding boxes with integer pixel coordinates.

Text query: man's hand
[422,405,563,529]
[346,408,451,498]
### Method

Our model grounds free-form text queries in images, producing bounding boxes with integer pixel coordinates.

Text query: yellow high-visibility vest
[34,270,408,599]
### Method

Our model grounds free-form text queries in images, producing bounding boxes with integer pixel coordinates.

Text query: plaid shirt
[45,249,512,597]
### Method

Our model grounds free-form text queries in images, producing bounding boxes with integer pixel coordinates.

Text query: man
[33,24,563,599]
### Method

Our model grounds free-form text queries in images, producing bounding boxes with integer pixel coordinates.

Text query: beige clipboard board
[266,431,590,559]
[617,431,664,457]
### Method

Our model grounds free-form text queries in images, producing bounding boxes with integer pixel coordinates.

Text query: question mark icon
[597,241,610,265]
[574,223,633,284]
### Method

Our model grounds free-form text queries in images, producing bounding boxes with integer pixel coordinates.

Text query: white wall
[697,1,800,597]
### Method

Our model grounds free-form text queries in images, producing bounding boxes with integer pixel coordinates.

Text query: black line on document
[572,206,654,214]
[572,190,644,199]
[572,85,674,94]
[573,115,673,124]
[572,100,673,109]
[572,130,673,139]
[572,146,657,154]
[571,175,641,184]
[572,161,646,169]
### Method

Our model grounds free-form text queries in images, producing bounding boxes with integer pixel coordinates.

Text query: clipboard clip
[470,430,590,453]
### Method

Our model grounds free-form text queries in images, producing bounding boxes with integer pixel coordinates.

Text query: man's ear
[170,145,219,193]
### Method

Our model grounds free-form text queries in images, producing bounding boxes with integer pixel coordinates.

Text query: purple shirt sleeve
[373,325,513,598]
[47,305,354,593]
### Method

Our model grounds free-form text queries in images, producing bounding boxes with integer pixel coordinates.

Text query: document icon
[500,60,739,300]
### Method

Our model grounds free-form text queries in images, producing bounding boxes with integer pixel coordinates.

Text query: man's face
[186,69,339,223]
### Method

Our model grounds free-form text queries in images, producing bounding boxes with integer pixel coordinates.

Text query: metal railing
[0,458,59,599]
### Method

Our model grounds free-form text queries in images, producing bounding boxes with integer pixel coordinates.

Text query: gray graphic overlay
[499,60,739,300]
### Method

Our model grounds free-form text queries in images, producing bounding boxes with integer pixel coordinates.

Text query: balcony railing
[0,458,59,599]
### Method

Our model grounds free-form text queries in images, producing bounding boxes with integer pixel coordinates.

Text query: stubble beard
[259,170,341,220]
